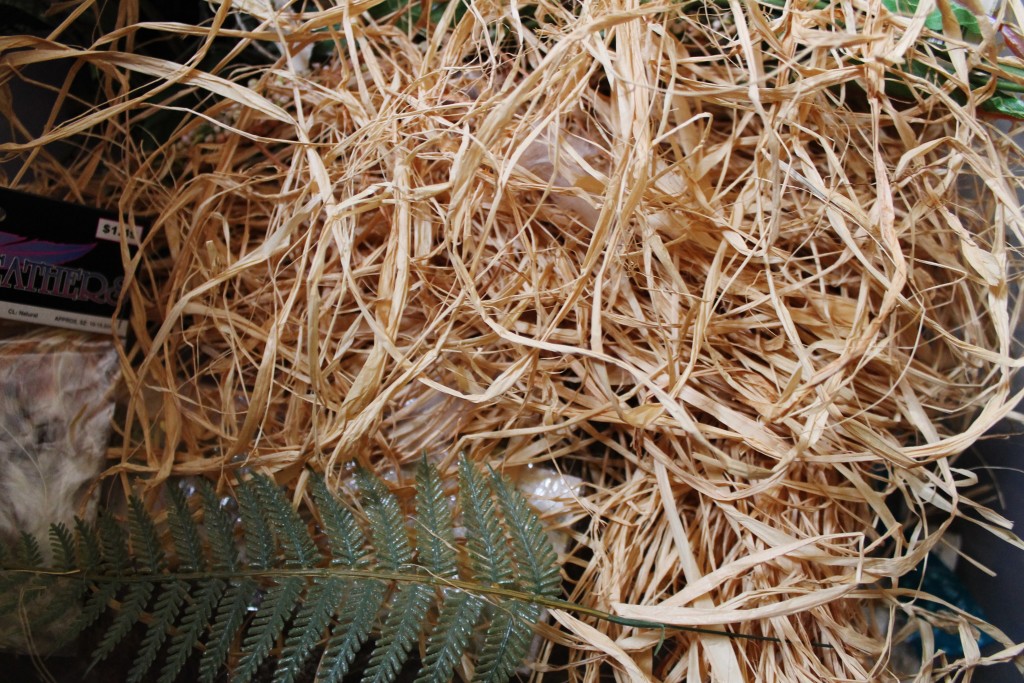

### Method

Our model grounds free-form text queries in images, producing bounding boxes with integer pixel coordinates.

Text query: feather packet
[0,189,140,653]
[0,325,119,556]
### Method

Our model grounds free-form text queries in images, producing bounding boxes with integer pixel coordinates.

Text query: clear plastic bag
[0,323,119,557]
[0,323,120,652]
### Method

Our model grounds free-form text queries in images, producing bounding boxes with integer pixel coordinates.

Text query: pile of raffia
[4,0,1024,679]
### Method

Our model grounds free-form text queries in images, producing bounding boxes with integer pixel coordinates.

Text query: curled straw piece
[2,0,1024,679]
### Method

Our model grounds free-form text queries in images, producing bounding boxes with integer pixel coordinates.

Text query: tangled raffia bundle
[4,0,1024,679]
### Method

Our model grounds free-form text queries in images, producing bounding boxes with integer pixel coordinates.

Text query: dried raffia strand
[2,0,1024,679]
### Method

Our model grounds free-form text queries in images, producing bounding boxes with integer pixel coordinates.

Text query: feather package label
[0,188,142,336]
[0,188,139,652]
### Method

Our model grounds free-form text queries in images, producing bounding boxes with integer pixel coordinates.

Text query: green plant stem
[7,565,835,650]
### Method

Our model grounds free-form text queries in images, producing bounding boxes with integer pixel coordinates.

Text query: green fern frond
[233,576,304,683]
[98,513,130,574]
[194,478,238,572]
[75,517,102,571]
[362,582,434,683]
[72,580,117,639]
[1,457,564,683]
[253,475,319,568]
[127,580,187,683]
[0,533,45,614]
[49,523,76,570]
[415,590,484,683]
[273,577,347,683]
[358,468,413,571]
[167,484,204,572]
[458,456,514,587]
[127,497,165,572]
[237,479,274,570]
[310,474,367,567]
[414,457,457,578]
[473,603,540,683]
[315,579,387,683]
[198,578,256,683]
[159,577,225,683]
[488,470,561,598]
[89,577,152,667]
[18,531,43,569]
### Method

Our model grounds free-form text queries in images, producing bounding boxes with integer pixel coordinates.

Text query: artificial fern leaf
[1,458,563,683]
[237,479,274,570]
[89,578,152,668]
[472,602,540,683]
[233,577,304,683]
[72,579,118,639]
[488,470,561,598]
[414,590,484,683]
[167,483,204,572]
[458,456,513,586]
[287,476,371,683]
[414,457,457,578]
[49,523,76,570]
[65,517,110,641]
[98,513,130,574]
[358,468,412,570]
[0,534,41,610]
[127,580,187,683]
[253,474,319,567]
[34,523,79,629]
[361,582,435,683]
[159,576,226,683]
[198,578,257,683]
[160,482,235,683]
[18,531,43,568]
[310,474,367,567]
[83,515,134,660]
[273,577,347,683]
[88,501,160,670]
[75,516,102,571]
[195,478,238,572]
[127,496,165,572]
[315,578,388,683]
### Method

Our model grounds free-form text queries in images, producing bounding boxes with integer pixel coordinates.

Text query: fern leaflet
[49,523,76,570]
[415,590,484,683]
[0,457,562,683]
[315,578,387,683]
[272,577,347,683]
[233,576,304,683]
[198,578,256,683]
[361,582,434,683]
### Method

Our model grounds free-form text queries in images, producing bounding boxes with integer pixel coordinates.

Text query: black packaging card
[0,188,143,336]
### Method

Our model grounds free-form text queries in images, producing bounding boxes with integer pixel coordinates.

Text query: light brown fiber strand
[4,0,1024,679]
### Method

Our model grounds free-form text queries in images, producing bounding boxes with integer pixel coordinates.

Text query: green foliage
[0,457,561,683]
[49,523,76,571]
[367,0,469,36]
[982,93,1024,119]
[198,579,256,683]
[882,0,979,36]
[416,591,484,683]
[877,0,1022,118]
[676,0,1024,119]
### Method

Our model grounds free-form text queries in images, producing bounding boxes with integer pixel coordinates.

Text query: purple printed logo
[0,231,95,265]
[0,231,120,306]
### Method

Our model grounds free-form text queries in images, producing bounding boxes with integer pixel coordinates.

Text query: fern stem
[11,565,835,649]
